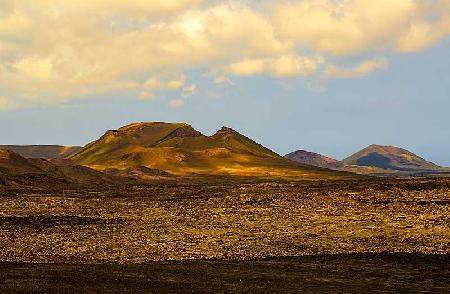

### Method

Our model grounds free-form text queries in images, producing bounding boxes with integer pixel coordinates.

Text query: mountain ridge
[70,122,349,178]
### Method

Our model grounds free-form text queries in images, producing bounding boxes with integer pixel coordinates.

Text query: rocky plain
[0,176,448,263]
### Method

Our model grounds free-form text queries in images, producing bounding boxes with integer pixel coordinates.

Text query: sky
[1,0,450,165]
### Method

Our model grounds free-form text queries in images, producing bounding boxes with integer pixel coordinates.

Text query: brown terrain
[343,144,445,171]
[285,150,344,169]
[0,172,449,263]
[1,145,81,159]
[69,122,349,179]
[0,122,449,292]
[286,144,450,176]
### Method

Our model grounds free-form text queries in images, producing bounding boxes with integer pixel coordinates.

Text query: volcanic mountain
[284,149,390,175]
[70,122,350,178]
[285,150,344,170]
[343,144,443,172]
[1,145,82,159]
[285,145,450,176]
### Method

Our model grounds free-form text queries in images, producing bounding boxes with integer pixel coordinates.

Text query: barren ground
[0,177,448,263]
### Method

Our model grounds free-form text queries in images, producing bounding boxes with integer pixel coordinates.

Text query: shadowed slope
[1,145,82,159]
[0,148,111,184]
[0,149,42,174]
[71,122,351,178]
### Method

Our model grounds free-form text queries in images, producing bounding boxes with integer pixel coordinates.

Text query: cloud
[168,98,185,108]
[396,2,450,52]
[13,58,54,79]
[323,58,388,78]
[182,84,197,98]
[274,0,450,55]
[228,55,324,78]
[270,55,324,77]
[34,0,204,18]
[0,10,31,37]
[0,2,287,109]
[202,71,234,85]
[228,59,266,76]
[212,75,233,85]
[144,75,186,90]
[0,0,449,110]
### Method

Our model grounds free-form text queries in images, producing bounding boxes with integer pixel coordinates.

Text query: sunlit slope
[71,122,352,178]
[343,144,442,171]
[1,145,82,159]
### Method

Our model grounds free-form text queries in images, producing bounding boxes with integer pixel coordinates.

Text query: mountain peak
[97,122,204,146]
[118,122,201,135]
[212,126,239,138]
[285,150,343,169]
[343,144,440,171]
[366,144,407,152]
[119,121,188,130]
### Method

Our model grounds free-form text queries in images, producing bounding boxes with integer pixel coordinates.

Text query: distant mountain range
[286,145,450,176]
[1,122,448,179]
[0,145,81,159]
[0,148,110,185]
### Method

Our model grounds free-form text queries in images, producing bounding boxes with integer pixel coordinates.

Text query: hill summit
[70,122,348,178]
[342,144,441,171]
[285,150,344,170]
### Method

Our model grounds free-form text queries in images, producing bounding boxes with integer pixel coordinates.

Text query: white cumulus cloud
[323,59,388,78]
